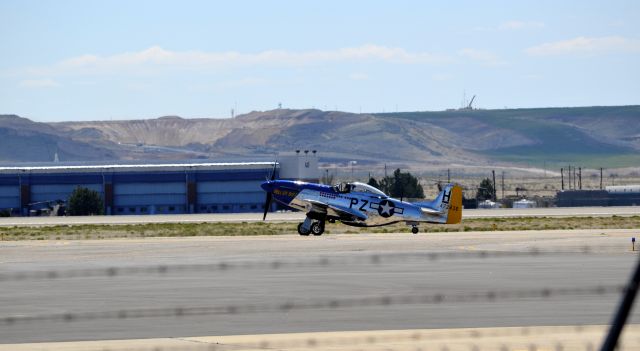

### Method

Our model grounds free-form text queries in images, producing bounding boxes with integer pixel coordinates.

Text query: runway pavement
[1,229,639,345]
[0,206,639,227]
[4,326,640,351]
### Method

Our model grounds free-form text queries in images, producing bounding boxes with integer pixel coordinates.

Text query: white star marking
[379,201,393,216]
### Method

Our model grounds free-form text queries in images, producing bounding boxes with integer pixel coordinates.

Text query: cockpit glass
[351,182,387,196]
[333,182,386,196]
[332,182,353,193]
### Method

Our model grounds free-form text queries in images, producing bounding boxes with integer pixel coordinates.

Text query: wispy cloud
[526,36,640,56]
[19,78,60,88]
[498,20,545,30]
[458,49,506,66]
[27,45,452,76]
[475,20,545,32]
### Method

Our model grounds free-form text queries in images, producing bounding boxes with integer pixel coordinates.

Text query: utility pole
[384,163,387,178]
[501,171,505,199]
[447,169,450,183]
[492,170,497,202]
[574,167,577,190]
[600,168,604,190]
[578,167,582,190]
[561,168,564,190]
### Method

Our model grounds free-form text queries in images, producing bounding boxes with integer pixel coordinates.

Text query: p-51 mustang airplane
[261,173,462,235]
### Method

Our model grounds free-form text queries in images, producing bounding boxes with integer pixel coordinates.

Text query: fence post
[600,253,640,350]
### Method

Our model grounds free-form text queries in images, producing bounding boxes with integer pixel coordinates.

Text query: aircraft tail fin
[414,183,463,224]
[444,184,463,224]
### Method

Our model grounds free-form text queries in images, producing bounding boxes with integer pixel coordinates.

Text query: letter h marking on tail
[442,189,451,204]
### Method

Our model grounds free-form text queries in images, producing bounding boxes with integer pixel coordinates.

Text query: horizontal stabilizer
[420,207,443,215]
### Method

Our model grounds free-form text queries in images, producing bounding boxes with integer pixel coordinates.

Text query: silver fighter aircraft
[261,173,462,235]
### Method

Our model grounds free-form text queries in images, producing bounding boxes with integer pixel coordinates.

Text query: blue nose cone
[261,180,275,192]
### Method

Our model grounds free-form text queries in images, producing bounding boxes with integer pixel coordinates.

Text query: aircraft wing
[305,199,331,214]
[306,199,368,221]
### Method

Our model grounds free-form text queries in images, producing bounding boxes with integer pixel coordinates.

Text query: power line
[0,248,608,282]
[0,284,623,326]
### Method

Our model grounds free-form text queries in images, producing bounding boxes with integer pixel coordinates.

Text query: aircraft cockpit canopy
[333,182,387,196]
[333,182,354,194]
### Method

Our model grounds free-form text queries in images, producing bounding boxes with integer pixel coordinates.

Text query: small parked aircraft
[261,170,462,235]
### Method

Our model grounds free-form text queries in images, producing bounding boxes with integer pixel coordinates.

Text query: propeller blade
[262,191,272,221]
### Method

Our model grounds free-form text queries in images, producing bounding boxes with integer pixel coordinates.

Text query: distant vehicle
[261,169,462,235]
[478,199,500,209]
[513,199,536,209]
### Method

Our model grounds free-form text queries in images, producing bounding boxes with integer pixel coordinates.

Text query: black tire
[298,223,310,236]
[311,222,324,236]
[411,226,419,234]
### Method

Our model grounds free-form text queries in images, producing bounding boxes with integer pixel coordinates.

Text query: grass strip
[0,215,639,241]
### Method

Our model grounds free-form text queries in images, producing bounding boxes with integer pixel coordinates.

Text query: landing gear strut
[297,223,310,236]
[298,219,325,236]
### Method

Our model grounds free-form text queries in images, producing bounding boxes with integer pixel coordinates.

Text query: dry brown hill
[52,109,486,165]
[3,106,639,168]
[0,115,118,162]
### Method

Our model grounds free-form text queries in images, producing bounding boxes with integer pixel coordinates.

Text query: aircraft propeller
[262,161,277,220]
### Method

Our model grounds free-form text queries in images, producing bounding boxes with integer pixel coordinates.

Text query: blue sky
[1,0,638,122]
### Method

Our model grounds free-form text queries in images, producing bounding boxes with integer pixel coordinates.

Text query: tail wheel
[311,222,325,236]
[411,226,419,234]
[297,223,310,236]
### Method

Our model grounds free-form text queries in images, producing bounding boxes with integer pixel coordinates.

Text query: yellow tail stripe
[445,185,463,224]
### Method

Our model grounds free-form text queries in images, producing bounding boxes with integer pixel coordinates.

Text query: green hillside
[376,106,640,168]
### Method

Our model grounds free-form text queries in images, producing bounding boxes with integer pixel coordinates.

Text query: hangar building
[0,152,319,216]
[556,185,640,207]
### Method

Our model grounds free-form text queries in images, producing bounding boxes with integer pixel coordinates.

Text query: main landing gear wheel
[411,226,419,234]
[297,223,310,236]
[310,222,325,236]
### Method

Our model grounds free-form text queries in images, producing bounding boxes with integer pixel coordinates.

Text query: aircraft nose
[261,180,274,192]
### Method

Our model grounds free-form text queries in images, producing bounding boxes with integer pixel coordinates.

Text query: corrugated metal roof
[0,162,277,174]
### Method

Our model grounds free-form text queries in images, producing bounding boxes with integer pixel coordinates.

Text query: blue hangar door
[0,185,20,212]
[197,180,265,213]
[31,184,103,210]
[113,182,186,215]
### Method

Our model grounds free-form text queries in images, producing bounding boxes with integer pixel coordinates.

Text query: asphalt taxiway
[1,229,638,344]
